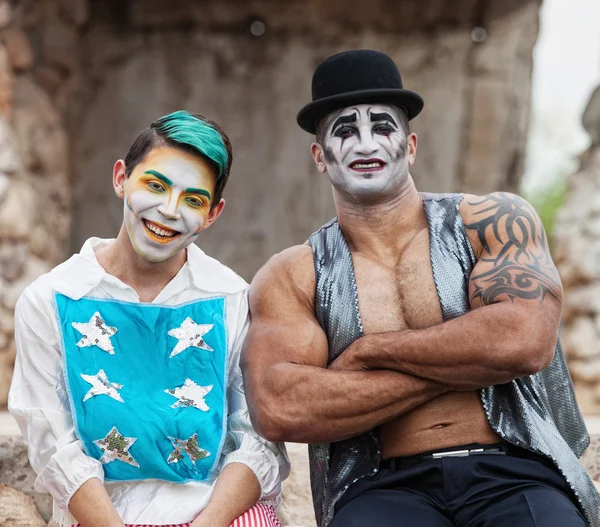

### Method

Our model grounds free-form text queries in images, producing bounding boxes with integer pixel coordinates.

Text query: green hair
[154,110,229,179]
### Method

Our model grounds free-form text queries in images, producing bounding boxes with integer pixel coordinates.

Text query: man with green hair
[8,111,289,527]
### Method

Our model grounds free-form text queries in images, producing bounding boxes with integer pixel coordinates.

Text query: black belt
[381,442,513,470]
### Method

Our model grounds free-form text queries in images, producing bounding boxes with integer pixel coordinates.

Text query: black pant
[330,444,588,526]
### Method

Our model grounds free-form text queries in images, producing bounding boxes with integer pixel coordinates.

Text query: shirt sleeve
[221,290,290,503]
[8,286,104,510]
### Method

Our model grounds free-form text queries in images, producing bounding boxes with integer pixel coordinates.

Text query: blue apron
[54,293,229,483]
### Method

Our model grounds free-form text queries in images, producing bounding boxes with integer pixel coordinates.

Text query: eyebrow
[331,114,357,131]
[370,112,398,127]
[144,170,173,186]
[185,187,212,199]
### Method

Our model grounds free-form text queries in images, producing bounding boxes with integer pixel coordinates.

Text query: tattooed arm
[330,192,562,390]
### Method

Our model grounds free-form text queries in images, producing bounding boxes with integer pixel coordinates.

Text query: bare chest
[353,230,444,334]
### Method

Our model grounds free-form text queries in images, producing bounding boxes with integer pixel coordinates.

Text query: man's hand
[328,343,367,371]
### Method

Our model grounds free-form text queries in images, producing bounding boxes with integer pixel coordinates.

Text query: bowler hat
[297,50,424,134]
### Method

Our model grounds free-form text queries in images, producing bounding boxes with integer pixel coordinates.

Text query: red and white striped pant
[70,503,281,527]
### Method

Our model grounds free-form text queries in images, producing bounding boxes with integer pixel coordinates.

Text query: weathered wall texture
[0,0,543,405]
[68,0,541,280]
[0,0,75,405]
[0,0,562,524]
[554,83,600,413]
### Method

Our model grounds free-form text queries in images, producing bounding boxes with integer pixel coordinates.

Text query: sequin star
[167,433,210,465]
[81,369,124,403]
[165,379,212,411]
[168,317,214,358]
[93,427,139,467]
[72,312,117,354]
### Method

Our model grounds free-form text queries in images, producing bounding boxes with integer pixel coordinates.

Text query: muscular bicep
[242,246,329,377]
[463,192,563,312]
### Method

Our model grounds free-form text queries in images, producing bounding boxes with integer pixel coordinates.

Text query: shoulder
[189,246,249,295]
[250,244,315,311]
[459,192,543,256]
[460,192,538,223]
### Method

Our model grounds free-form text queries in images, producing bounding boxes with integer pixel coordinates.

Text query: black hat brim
[296,88,424,134]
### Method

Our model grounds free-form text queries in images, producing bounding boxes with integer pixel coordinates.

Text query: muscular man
[242,50,600,526]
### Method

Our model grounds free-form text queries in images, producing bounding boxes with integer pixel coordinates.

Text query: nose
[355,129,379,156]
[157,198,181,220]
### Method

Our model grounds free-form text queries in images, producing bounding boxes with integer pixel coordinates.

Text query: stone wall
[69,0,541,279]
[0,0,74,406]
[554,84,600,413]
[0,0,543,406]
[0,2,545,523]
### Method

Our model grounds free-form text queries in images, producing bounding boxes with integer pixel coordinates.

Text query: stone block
[0,2,11,30]
[0,484,46,527]
[57,0,89,27]
[583,86,600,147]
[0,436,52,522]
[1,29,34,72]
[279,443,316,527]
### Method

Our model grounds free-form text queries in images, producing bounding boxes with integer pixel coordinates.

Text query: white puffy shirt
[8,238,289,526]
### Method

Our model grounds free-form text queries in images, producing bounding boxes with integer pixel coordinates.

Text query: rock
[33,65,64,99]
[0,118,21,174]
[0,484,46,527]
[0,179,36,240]
[13,77,68,176]
[2,29,34,72]
[0,2,11,30]
[0,437,52,522]
[569,360,600,384]
[41,18,78,73]
[562,284,600,321]
[0,241,27,282]
[553,93,600,409]
[0,172,7,203]
[583,86,600,147]
[279,443,316,527]
[563,317,600,360]
[0,306,14,334]
[0,44,12,119]
[2,256,51,310]
[57,0,89,27]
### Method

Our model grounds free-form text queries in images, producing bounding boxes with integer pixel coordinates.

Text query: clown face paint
[122,147,217,263]
[320,104,411,202]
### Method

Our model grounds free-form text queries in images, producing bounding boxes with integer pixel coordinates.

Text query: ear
[406,133,418,167]
[113,159,128,198]
[310,142,328,174]
[203,199,226,230]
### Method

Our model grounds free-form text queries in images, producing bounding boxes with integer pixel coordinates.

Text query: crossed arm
[329,193,563,389]
[243,193,562,444]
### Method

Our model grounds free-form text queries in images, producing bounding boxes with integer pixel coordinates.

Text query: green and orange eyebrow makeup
[143,170,212,200]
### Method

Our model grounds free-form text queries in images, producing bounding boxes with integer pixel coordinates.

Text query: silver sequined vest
[308,193,600,527]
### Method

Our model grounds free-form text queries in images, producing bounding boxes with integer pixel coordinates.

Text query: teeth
[145,221,177,238]
[353,162,382,169]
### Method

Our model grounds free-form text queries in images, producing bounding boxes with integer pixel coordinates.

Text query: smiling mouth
[349,159,386,172]
[143,219,181,244]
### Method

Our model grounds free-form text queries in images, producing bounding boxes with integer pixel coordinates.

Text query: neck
[334,176,425,263]
[95,225,187,302]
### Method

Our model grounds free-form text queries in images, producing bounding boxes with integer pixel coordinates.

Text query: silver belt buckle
[431,448,485,459]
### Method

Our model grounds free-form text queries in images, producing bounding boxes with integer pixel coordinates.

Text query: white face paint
[122,146,217,263]
[320,104,410,201]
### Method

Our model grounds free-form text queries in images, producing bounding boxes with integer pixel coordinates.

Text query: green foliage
[525,181,568,239]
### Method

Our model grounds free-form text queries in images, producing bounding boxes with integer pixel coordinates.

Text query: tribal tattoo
[464,193,562,306]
